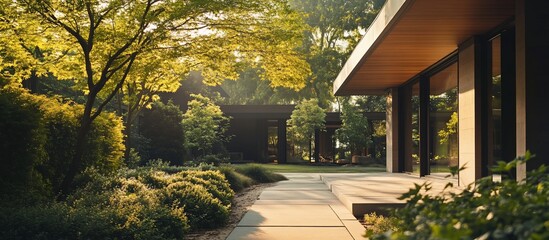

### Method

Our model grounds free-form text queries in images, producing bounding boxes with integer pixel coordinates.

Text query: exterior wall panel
[458,39,482,186]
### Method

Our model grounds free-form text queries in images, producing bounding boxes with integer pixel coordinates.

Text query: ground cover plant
[0,158,286,239]
[249,163,386,173]
[1,169,219,239]
[367,152,549,240]
[233,164,288,183]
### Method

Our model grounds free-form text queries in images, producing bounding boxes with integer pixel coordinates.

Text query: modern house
[221,105,385,163]
[333,0,549,185]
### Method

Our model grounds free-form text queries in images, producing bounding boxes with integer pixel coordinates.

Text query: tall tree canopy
[182,94,230,157]
[220,0,385,108]
[288,98,326,161]
[336,100,371,155]
[291,0,385,108]
[1,0,310,194]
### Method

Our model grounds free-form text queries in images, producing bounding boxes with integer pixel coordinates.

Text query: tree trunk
[123,109,133,162]
[58,92,96,198]
[308,138,312,163]
[58,114,92,198]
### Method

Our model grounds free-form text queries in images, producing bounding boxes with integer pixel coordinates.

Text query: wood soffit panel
[334,0,514,95]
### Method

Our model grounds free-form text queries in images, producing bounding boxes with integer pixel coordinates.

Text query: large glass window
[490,36,503,163]
[429,63,459,174]
[411,82,421,173]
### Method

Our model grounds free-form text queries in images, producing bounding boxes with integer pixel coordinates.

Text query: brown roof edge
[333,0,414,96]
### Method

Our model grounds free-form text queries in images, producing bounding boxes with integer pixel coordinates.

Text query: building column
[314,129,320,162]
[277,119,287,164]
[419,76,430,177]
[386,88,400,172]
[458,37,487,186]
[256,119,268,163]
[515,0,549,180]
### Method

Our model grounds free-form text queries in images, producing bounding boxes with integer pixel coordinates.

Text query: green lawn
[233,164,386,173]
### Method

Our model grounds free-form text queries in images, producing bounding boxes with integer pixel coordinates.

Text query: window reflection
[429,62,458,174]
[411,82,420,173]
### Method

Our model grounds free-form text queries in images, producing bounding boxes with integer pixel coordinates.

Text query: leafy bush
[182,94,230,158]
[369,152,549,239]
[176,170,235,206]
[40,98,124,191]
[67,168,190,239]
[0,86,49,203]
[0,169,189,240]
[81,167,233,231]
[234,164,288,183]
[0,86,124,202]
[162,181,229,229]
[362,213,398,237]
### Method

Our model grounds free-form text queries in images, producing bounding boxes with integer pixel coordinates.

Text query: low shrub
[369,152,549,240]
[234,164,288,183]
[218,166,255,192]
[84,167,233,231]
[1,174,189,240]
[162,181,229,230]
[362,213,398,237]
[196,154,229,166]
[0,166,240,239]
[68,169,190,239]
[176,170,234,206]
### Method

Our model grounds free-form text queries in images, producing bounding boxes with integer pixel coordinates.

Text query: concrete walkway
[227,172,459,240]
[226,173,366,240]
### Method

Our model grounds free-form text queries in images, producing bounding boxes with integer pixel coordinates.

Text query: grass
[233,163,386,173]
[233,164,288,182]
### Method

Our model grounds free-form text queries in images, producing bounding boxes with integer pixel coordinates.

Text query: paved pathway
[226,173,366,240]
[226,172,460,240]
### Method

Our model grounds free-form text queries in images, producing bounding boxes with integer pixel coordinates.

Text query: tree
[140,101,185,165]
[182,94,230,158]
[119,50,185,161]
[290,0,385,109]
[288,99,326,161]
[336,101,371,156]
[219,0,385,107]
[4,0,310,195]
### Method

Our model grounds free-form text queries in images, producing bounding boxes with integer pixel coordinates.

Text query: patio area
[227,172,460,240]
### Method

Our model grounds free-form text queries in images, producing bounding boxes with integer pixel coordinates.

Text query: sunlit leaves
[182,94,230,156]
[335,100,371,154]
[288,98,325,158]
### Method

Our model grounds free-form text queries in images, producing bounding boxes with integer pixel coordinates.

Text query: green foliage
[438,111,458,144]
[288,99,326,159]
[234,164,288,183]
[197,154,229,166]
[0,86,49,203]
[290,0,385,108]
[0,86,124,201]
[288,99,326,144]
[140,101,185,165]
[363,213,399,237]
[4,0,311,193]
[182,94,230,157]
[354,95,387,112]
[176,170,235,206]
[336,100,372,155]
[218,166,256,192]
[1,169,190,240]
[162,180,229,229]
[370,152,549,239]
